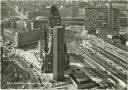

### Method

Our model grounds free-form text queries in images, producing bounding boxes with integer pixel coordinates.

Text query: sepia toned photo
[0,0,128,89]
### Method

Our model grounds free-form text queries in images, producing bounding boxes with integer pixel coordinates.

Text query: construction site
[0,0,128,89]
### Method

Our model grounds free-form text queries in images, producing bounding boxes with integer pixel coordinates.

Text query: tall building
[1,2,8,17]
[53,26,64,81]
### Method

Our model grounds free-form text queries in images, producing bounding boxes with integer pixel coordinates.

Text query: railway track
[71,44,127,87]
[87,47,127,76]
[69,53,104,85]
[81,47,127,84]
[91,42,128,70]
[71,44,106,71]
[89,35,128,63]
[91,41,128,65]
[69,53,96,69]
